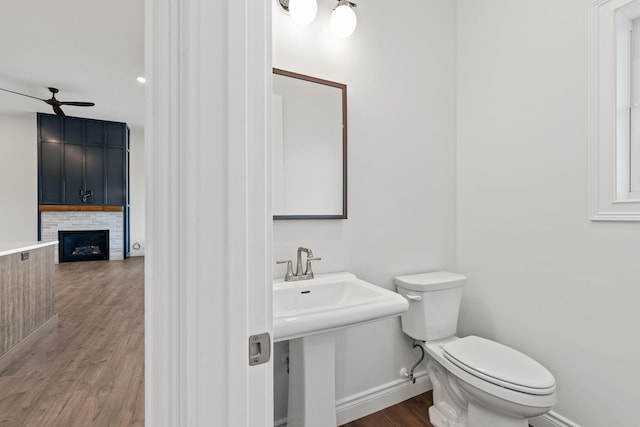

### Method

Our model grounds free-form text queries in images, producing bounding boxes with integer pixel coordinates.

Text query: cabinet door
[106,147,125,205]
[39,114,62,142]
[85,145,105,204]
[63,144,84,204]
[63,117,84,144]
[85,119,104,145]
[106,122,126,147]
[40,142,63,204]
[105,122,126,205]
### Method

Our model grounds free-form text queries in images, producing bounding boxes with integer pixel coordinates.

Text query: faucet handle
[304,256,321,276]
[276,260,294,281]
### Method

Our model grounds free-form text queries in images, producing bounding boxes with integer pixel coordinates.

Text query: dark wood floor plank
[341,392,435,427]
[345,411,397,427]
[394,392,431,424]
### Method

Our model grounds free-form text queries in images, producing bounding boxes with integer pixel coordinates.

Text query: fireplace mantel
[39,205,124,212]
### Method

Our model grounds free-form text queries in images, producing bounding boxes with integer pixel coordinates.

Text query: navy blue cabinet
[40,141,64,204]
[37,113,128,206]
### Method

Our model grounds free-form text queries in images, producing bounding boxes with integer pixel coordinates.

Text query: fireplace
[58,230,110,263]
[42,211,124,261]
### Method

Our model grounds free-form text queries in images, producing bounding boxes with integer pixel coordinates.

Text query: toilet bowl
[395,272,557,427]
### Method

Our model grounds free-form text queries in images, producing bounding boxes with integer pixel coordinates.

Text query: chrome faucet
[276,246,321,281]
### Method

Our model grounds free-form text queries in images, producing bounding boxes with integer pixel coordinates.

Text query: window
[589,0,640,220]
[616,4,640,201]
[630,18,640,195]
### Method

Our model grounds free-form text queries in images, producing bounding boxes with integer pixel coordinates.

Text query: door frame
[145,0,273,425]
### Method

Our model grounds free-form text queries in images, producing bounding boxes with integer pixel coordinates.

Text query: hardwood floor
[0,257,144,427]
[342,392,435,427]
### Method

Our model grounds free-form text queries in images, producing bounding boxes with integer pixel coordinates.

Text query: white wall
[0,113,37,241]
[272,0,457,421]
[457,1,640,426]
[129,129,145,256]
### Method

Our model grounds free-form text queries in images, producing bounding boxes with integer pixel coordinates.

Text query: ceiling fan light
[330,1,357,38]
[289,0,317,25]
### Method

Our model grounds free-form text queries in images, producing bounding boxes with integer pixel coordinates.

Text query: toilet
[395,272,557,427]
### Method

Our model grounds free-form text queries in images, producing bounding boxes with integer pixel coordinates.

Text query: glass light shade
[330,3,357,38]
[289,0,317,25]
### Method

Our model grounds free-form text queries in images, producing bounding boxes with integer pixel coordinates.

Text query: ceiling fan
[0,86,95,116]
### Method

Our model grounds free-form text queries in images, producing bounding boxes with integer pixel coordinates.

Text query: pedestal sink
[273,272,409,427]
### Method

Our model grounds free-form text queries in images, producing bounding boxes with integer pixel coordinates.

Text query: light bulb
[289,0,317,25]
[330,2,357,38]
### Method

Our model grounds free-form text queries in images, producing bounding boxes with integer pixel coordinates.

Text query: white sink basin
[273,272,409,342]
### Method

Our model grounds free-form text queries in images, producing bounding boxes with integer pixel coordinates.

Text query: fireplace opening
[58,230,110,263]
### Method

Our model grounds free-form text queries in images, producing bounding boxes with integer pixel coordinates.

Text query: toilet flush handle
[404,294,422,302]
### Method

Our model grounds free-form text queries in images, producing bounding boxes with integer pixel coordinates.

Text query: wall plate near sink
[273,272,408,427]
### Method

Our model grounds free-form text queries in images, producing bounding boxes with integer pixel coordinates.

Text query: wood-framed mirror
[272,68,347,220]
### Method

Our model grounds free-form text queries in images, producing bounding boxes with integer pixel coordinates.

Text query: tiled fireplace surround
[40,211,124,262]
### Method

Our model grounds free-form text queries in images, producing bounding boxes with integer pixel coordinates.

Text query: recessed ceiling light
[137,76,146,84]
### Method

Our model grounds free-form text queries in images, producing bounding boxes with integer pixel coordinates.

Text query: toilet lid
[443,336,556,395]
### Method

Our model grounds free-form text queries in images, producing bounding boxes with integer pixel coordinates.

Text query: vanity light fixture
[330,0,357,38]
[278,0,318,25]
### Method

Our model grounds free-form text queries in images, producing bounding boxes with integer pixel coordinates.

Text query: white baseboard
[274,370,432,427]
[336,370,432,425]
[530,410,581,427]
[275,374,579,427]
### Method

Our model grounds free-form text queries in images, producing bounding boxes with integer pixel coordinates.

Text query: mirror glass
[272,68,347,219]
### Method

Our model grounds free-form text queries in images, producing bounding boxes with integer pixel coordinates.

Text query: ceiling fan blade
[0,87,45,101]
[2,86,93,114]
[58,101,95,107]
[52,105,65,116]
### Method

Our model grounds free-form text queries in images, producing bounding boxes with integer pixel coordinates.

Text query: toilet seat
[443,336,556,395]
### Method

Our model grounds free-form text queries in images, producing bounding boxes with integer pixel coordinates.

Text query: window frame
[629,17,640,196]
[589,0,640,220]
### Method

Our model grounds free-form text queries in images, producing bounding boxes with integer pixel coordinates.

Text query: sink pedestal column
[287,333,337,427]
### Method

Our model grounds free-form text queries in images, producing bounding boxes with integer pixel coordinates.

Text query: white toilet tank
[395,271,466,341]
